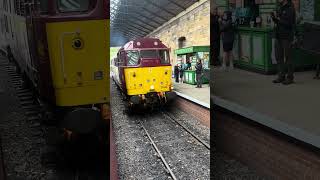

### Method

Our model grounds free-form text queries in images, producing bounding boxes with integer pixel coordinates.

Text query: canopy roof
[110,0,198,46]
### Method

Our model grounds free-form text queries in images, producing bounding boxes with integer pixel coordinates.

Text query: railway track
[138,110,210,179]
[162,111,210,150]
[0,136,6,180]
[2,57,109,180]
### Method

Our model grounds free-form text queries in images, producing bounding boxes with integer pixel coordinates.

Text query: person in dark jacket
[195,59,203,88]
[174,64,179,83]
[186,58,191,70]
[220,11,235,70]
[212,7,220,66]
[179,64,184,83]
[271,0,296,85]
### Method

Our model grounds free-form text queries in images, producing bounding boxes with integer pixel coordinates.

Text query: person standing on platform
[271,0,296,85]
[212,7,221,66]
[186,58,192,70]
[174,64,179,83]
[195,59,203,88]
[179,64,184,83]
[220,11,235,71]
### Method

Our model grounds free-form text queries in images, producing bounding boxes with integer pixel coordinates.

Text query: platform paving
[173,79,210,107]
[213,67,320,148]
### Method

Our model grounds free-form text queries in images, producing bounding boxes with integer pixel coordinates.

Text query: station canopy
[110,0,199,47]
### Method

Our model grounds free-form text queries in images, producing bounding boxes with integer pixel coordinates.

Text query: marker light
[137,42,141,46]
[154,41,158,46]
[150,85,155,89]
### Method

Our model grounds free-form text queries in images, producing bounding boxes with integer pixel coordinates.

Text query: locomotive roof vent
[137,42,141,46]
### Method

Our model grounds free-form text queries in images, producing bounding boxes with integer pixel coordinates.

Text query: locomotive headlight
[94,71,103,80]
[72,38,84,49]
[150,85,155,90]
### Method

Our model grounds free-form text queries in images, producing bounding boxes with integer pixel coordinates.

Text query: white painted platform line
[175,91,210,109]
[212,95,320,149]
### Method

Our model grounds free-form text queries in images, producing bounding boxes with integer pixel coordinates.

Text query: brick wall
[175,97,210,128]
[148,0,210,66]
[215,109,320,180]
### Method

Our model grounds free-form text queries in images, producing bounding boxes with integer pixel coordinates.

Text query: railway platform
[172,80,210,108]
[213,67,320,179]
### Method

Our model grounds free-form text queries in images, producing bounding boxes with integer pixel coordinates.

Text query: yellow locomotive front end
[124,66,173,95]
[124,65,176,107]
[42,0,110,135]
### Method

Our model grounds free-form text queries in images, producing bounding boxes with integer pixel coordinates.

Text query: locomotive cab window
[127,51,139,66]
[159,50,170,64]
[140,50,157,58]
[57,0,90,12]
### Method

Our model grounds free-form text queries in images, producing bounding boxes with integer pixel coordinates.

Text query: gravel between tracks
[142,112,210,179]
[111,81,210,179]
[0,57,50,180]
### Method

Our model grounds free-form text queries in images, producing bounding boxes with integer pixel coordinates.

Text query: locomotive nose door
[46,0,109,106]
[59,30,85,85]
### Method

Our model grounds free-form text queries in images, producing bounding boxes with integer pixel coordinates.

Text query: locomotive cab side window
[159,50,170,64]
[57,0,90,12]
[140,50,157,58]
[127,51,139,66]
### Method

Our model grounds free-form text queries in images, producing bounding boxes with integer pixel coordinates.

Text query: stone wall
[148,0,210,65]
[215,109,320,180]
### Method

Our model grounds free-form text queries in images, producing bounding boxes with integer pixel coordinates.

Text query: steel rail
[162,111,210,150]
[139,121,178,180]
